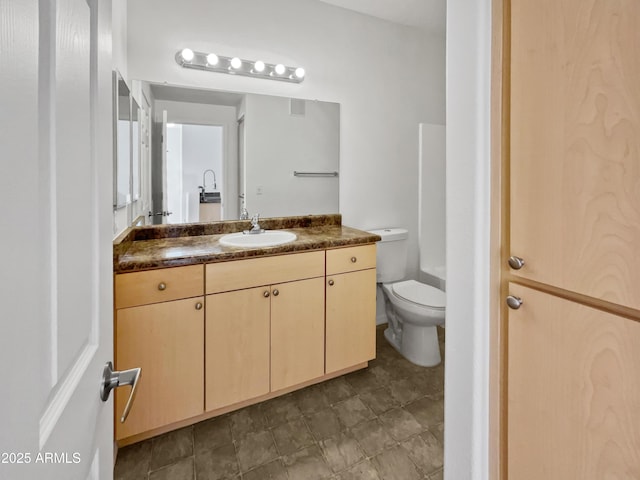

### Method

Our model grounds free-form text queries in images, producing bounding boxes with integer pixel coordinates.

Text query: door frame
[444,0,499,479]
[489,0,508,478]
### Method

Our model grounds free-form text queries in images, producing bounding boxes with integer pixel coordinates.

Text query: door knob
[328,279,334,286]
[100,362,142,423]
[263,290,270,298]
[506,295,523,310]
[272,289,279,296]
[508,256,525,270]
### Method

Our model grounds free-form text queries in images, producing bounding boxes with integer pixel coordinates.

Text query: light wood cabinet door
[510,0,640,310]
[206,287,271,411]
[507,284,640,479]
[115,297,205,440]
[271,277,325,391]
[326,268,376,374]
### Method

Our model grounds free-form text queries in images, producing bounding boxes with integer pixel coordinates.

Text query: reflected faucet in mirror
[202,169,217,191]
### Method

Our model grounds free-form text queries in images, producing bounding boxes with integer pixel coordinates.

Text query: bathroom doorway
[162,122,224,224]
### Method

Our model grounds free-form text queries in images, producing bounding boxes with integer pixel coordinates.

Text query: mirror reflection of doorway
[162,123,224,224]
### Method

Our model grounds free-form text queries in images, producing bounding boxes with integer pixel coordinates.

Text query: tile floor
[114,326,445,480]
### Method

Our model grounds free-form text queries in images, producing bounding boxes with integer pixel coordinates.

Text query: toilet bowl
[381,280,445,367]
[368,228,446,367]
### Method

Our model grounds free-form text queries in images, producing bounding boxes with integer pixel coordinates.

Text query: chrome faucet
[239,207,249,220]
[202,169,216,191]
[244,213,265,234]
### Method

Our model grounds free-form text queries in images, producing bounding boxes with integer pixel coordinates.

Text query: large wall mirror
[137,81,340,224]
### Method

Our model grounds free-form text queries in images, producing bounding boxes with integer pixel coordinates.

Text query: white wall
[445,0,492,478]
[419,123,446,289]
[244,94,339,218]
[127,0,445,278]
[112,0,130,236]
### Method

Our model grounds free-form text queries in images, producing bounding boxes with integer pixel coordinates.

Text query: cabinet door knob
[272,289,279,296]
[263,291,270,298]
[506,295,523,310]
[350,256,357,263]
[328,279,334,286]
[195,302,203,310]
[508,256,525,270]
[158,282,167,291]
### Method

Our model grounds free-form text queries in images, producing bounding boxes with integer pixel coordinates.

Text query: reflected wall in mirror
[140,81,340,223]
[113,72,131,208]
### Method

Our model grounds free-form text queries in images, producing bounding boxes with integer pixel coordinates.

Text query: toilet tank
[368,228,409,283]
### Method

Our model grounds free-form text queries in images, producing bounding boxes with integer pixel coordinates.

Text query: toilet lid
[392,280,446,309]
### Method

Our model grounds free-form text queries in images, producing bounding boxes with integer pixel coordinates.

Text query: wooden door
[325,269,377,374]
[116,297,205,440]
[271,278,325,391]
[509,0,640,310]
[0,0,114,478]
[205,287,270,411]
[507,284,640,479]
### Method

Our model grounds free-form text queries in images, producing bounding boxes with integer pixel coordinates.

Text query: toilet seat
[391,280,445,309]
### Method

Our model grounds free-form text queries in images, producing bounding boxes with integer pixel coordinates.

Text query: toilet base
[384,323,441,367]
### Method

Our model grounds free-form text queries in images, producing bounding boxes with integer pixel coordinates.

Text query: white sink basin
[219,230,297,248]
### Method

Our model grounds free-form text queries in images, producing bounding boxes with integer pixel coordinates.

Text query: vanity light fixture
[175,49,305,83]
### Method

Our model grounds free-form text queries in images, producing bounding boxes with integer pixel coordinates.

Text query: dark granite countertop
[114,214,381,273]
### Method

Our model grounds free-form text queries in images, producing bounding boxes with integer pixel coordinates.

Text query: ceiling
[316,0,446,34]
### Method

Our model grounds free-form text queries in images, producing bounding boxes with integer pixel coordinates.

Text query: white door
[0,1,116,479]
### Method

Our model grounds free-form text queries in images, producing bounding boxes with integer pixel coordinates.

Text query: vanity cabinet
[270,277,325,390]
[205,287,270,411]
[114,265,205,441]
[113,241,377,445]
[205,251,325,411]
[326,245,377,373]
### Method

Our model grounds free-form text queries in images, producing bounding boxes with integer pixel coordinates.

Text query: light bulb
[206,53,219,66]
[230,57,242,69]
[254,60,265,73]
[294,67,305,79]
[274,64,286,75]
[180,48,194,62]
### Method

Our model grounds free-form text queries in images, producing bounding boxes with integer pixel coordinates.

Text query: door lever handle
[100,361,142,423]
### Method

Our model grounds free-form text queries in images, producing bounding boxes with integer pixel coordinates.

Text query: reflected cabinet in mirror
[113,72,131,209]
[138,82,339,224]
[113,71,143,211]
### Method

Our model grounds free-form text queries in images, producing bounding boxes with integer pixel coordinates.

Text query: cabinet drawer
[206,251,325,294]
[115,265,204,309]
[326,244,376,275]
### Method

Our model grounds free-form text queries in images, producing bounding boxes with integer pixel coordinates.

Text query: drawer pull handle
[351,256,357,263]
[263,291,270,298]
[328,279,335,286]
[195,302,203,310]
[272,289,280,296]
[158,282,167,291]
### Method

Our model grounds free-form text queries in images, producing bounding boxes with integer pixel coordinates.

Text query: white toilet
[369,228,445,367]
